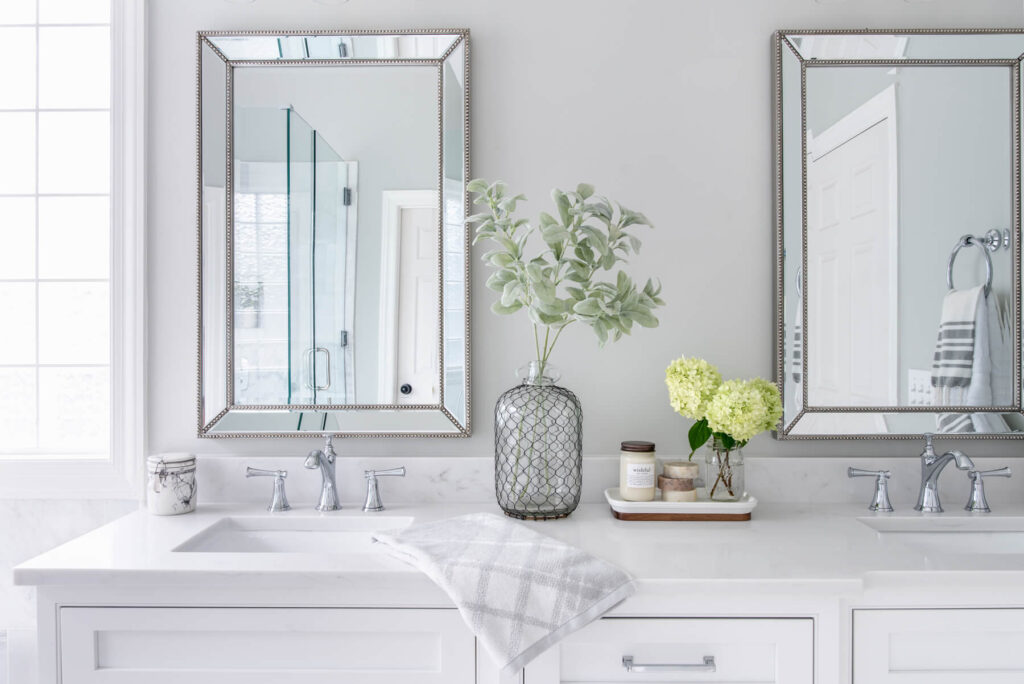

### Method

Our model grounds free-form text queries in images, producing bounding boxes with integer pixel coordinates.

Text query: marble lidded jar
[146,453,198,515]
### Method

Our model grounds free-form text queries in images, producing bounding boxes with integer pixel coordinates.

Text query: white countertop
[15,501,1024,603]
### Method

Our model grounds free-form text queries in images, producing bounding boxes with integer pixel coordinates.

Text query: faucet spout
[304,435,341,511]
[915,435,974,513]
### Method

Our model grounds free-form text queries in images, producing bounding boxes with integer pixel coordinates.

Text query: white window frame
[0,0,146,499]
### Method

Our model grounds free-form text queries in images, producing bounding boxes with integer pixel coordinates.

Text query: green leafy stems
[687,419,742,460]
[467,179,665,376]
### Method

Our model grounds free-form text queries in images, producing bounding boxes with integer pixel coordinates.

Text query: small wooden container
[658,475,697,502]
[663,461,700,479]
[658,461,699,502]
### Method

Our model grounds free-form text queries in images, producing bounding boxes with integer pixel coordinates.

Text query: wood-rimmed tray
[605,487,757,521]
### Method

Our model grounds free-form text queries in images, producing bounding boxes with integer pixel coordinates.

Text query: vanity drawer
[58,606,475,684]
[854,608,1024,683]
[528,617,814,683]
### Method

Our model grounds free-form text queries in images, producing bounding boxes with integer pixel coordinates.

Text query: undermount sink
[858,515,1024,556]
[173,515,414,554]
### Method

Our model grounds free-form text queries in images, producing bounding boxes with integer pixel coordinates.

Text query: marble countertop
[15,501,1024,601]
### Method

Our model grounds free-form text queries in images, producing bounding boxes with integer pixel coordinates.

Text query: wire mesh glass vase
[494,362,583,520]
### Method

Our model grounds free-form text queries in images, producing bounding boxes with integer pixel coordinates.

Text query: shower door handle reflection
[305,347,332,391]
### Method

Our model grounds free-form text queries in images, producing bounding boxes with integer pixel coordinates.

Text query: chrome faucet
[304,435,341,511]
[914,434,974,513]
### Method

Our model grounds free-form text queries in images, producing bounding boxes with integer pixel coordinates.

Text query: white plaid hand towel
[373,512,635,673]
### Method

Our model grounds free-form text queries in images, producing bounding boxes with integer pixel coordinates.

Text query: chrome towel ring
[946,228,1010,296]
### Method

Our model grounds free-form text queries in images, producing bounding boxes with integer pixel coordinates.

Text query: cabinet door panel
[527,617,814,684]
[854,608,1024,683]
[60,607,475,684]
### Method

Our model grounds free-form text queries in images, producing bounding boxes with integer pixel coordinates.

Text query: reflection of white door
[397,206,439,404]
[807,85,898,412]
[379,191,439,404]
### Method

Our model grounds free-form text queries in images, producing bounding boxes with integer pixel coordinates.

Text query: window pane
[0,112,36,193]
[0,283,36,363]
[38,366,108,452]
[0,197,36,279]
[39,26,110,109]
[38,282,108,364]
[1,0,113,461]
[39,196,109,279]
[38,111,109,193]
[0,28,36,108]
[0,0,36,25]
[0,369,37,451]
[38,0,109,25]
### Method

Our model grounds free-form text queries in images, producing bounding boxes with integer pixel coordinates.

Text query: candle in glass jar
[619,441,656,501]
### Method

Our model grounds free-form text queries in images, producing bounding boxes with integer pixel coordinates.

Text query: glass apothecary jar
[703,437,744,502]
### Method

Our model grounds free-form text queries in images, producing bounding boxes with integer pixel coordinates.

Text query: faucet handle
[848,467,894,512]
[363,467,406,512]
[921,433,936,459]
[246,466,291,512]
[965,467,1012,513]
[367,467,406,478]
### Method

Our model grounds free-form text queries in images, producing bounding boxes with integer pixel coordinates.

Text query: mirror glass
[776,31,1023,438]
[198,31,470,436]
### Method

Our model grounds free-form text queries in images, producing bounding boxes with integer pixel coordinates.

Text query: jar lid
[146,453,195,468]
[620,440,655,452]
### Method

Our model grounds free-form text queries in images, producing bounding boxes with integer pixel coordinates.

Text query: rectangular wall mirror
[197,30,471,437]
[775,30,1023,439]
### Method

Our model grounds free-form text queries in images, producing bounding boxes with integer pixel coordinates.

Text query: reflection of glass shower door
[235,106,356,407]
[311,131,353,404]
[286,109,316,405]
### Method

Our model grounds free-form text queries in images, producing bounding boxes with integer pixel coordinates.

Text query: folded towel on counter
[373,512,635,673]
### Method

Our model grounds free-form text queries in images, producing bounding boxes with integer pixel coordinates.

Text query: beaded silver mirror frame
[196,29,471,438]
[774,29,1024,440]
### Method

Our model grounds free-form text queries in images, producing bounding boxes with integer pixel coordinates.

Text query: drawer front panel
[553,617,814,683]
[854,608,1024,683]
[59,607,475,684]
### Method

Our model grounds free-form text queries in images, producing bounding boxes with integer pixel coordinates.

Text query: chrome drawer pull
[622,655,716,673]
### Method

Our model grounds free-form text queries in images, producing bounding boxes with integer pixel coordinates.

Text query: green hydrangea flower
[705,379,777,444]
[665,356,722,420]
[747,377,783,433]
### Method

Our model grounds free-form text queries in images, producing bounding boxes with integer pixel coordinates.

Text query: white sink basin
[173,515,413,554]
[888,531,1024,556]
[858,515,1024,556]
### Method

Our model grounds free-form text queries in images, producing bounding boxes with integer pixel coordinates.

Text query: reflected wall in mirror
[198,30,470,437]
[775,30,1022,439]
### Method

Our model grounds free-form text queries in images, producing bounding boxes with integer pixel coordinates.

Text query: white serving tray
[605,488,758,520]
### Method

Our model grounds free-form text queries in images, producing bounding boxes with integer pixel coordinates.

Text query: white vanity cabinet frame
[34,586,837,684]
[41,582,1024,684]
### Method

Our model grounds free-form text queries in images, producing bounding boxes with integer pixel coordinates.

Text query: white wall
[0,500,136,633]
[150,0,1024,462]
